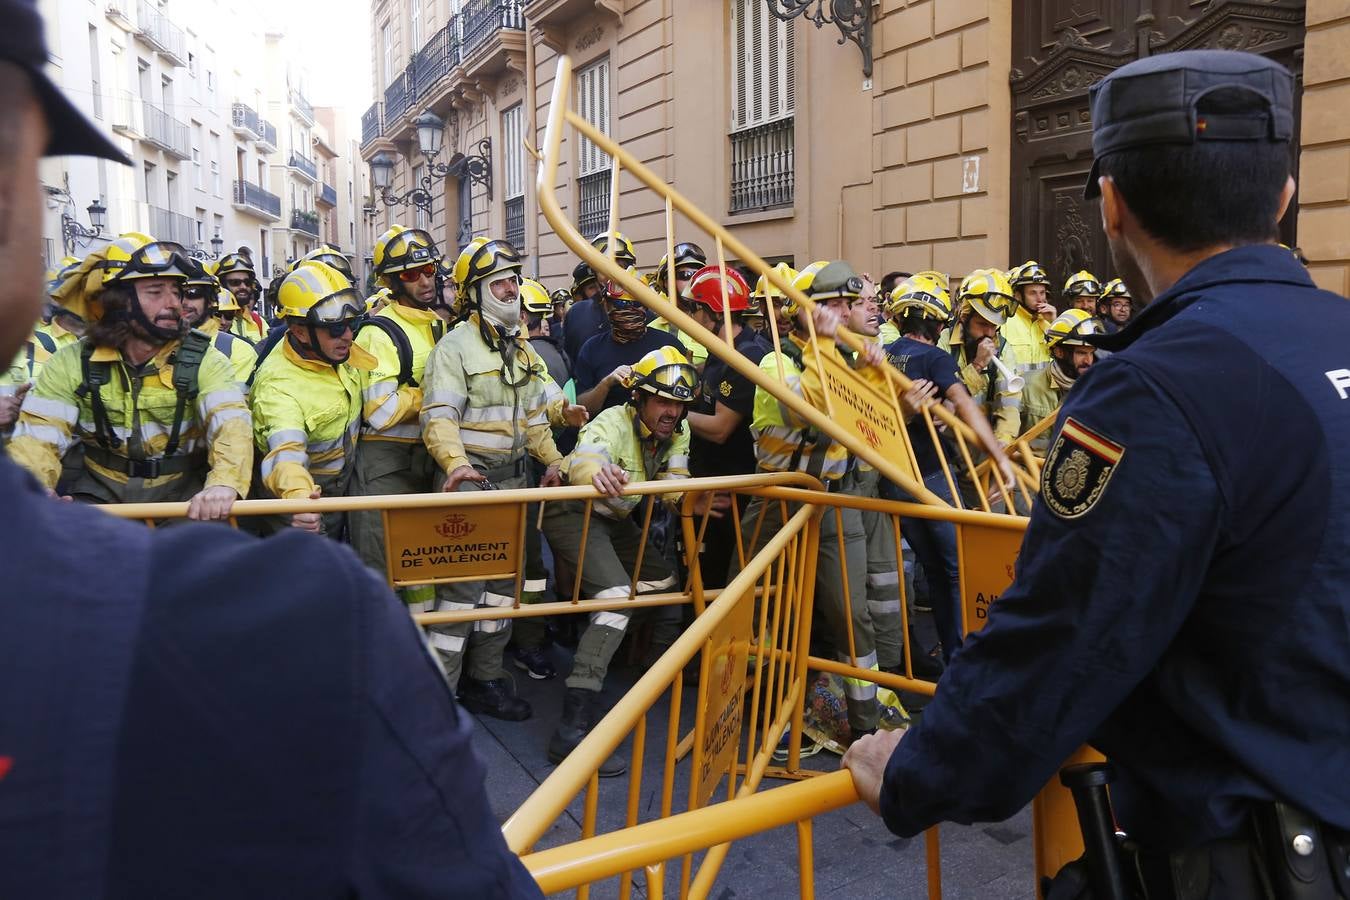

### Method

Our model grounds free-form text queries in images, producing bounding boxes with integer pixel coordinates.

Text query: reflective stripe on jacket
[565,402,689,519]
[355,302,441,443]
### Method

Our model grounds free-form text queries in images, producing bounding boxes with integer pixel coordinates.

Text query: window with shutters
[501,104,525,251]
[729,0,795,213]
[575,57,612,238]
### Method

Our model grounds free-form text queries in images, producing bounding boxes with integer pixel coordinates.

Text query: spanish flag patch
[1041,417,1125,519]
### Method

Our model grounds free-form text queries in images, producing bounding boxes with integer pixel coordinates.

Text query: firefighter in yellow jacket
[179,269,257,390]
[420,237,588,719]
[8,233,251,518]
[541,345,697,775]
[250,261,373,535]
[214,252,267,343]
[948,269,1023,446]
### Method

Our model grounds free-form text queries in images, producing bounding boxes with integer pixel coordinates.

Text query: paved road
[469,644,1038,899]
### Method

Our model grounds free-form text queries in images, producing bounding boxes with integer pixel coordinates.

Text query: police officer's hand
[591,462,629,498]
[899,379,939,421]
[560,402,589,428]
[0,382,29,427]
[539,463,563,488]
[443,465,488,492]
[841,727,907,815]
[973,337,997,371]
[290,487,323,533]
[187,485,238,522]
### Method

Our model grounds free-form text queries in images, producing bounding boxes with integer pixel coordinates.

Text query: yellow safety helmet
[278,261,364,323]
[1100,278,1129,300]
[215,251,256,278]
[1045,308,1101,348]
[293,244,354,283]
[99,232,200,285]
[888,272,952,322]
[520,278,552,315]
[215,287,241,312]
[1008,260,1051,289]
[751,261,798,301]
[792,259,863,303]
[45,255,81,293]
[626,345,697,403]
[374,225,439,276]
[549,288,571,308]
[1063,270,1103,298]
[592,230,637,268]
[654,241,707,289]
[453,237,522,308]
[958,268,1015,326]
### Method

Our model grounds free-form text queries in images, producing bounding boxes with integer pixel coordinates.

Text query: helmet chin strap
[288,325,346,366]
[130,289,187,343]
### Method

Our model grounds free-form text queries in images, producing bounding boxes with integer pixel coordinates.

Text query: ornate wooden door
[1010,1,1306,297]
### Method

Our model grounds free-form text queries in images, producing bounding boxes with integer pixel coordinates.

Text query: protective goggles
[897,291,951,319]
[1067,281,1102,296]
[463,239,522,284]
[215,253,255,275]
[397,262,438,282]
[1013,266,1050,285]
[307,289,365,326]
[634,364,697,402]
[383,229,439,272]
[308,253,353,279]
[113,241,203,281]
[810,276,865,302]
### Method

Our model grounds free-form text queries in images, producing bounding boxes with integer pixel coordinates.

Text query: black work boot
[458,676,532,721]
[546,687,626,777]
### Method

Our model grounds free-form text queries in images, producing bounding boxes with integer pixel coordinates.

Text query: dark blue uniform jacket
[0,459,543,899]
[881,245,1350,850]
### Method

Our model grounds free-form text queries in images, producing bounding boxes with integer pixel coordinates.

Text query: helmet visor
[638,363,697,401]
[384,229,439,272]
[1069,280,1102,296]
[309,289,366,324]
[466,239,522,284]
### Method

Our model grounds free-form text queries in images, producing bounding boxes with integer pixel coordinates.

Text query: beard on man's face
[1107,234,1151,307]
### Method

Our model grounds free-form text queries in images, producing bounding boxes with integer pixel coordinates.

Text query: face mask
[478,278,521,333]
[608,304,646,343]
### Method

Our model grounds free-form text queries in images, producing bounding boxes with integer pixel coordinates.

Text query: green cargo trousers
[542,499,681,693]
[847,466,905,671]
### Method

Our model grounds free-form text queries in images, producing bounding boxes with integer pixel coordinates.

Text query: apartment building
[358,0,1348,296]
[38,0,358,285]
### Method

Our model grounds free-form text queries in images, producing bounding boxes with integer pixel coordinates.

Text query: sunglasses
[183,285,212,300]
[318,318,360,338]
[398,263,438,282]
[609,298,643,310]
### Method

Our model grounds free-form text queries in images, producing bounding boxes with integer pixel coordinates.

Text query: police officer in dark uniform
[844,50,1350,899]
[0,5,542,897]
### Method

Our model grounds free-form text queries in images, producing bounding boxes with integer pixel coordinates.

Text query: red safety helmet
[684,265,750,314]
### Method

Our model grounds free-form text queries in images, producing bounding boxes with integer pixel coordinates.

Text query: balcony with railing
[142,100,191,159]
[147,205,195,246]
[232,179,282,220]
[290,209,320,237]
[729,118,795,214]
[383,71,409,129]
[461,0,524,56]
[318,182,338,207]
[111,89,143,138]
[414,20,461,103]
[105,0,134,31]
[287,150,318,182]
[256,118,278,152]
[231,102,262,139]
[290,88,315,125]
[361,101,383,150]
[135,0,187,66]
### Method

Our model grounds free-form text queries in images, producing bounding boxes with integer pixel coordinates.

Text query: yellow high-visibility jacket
[198,317,258,390]
[35,319,80,354]
[8,336,252,495]
[565,402,690,519]
[1000,305,1052,376]
[250,337,374,499]
[421,314,566,475]
[750,334,850,483]
[946,323,1023,445]
[355,301,444,443]
[1018,365,1069,454]
[228,310,267,344]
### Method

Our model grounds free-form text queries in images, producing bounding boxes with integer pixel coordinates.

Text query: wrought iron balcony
[142,100,191,159]
[288,150,318,182]
[232,180,282,220]
[319,183,338,207]
[414,19,462,101]
[257,119,278,152]
[290,209,320,237]
[290,88,315,125]
[461,0,524,56]
[147,204,195,246]
[383,71,409,128]
[231,102,262,139]
[361,102,383,148]
[729,118,795,214]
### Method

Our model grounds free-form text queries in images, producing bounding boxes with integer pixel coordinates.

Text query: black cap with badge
[1,0,130,162]
[1083,49,1292,200]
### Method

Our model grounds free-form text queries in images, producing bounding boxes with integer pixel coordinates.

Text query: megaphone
[991,354,1025,393]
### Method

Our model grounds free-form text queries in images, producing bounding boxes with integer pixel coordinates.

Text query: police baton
[1059,763,1129,900]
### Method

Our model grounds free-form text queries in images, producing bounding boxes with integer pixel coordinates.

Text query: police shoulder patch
[719,380,733,397]
[1041,416,1125,519]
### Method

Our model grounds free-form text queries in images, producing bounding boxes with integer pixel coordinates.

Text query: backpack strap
[245,323,289,388]
[75,340,120,450]
[32,330,57,355]
[357,316,417,387]
[164,329,210,456]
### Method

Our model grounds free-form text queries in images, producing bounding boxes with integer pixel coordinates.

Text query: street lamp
[368,108,493,214]
[210,232,224,257]
[60,197,107,256]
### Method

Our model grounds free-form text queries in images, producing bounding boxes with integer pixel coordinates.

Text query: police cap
[1084,50,1293,200]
